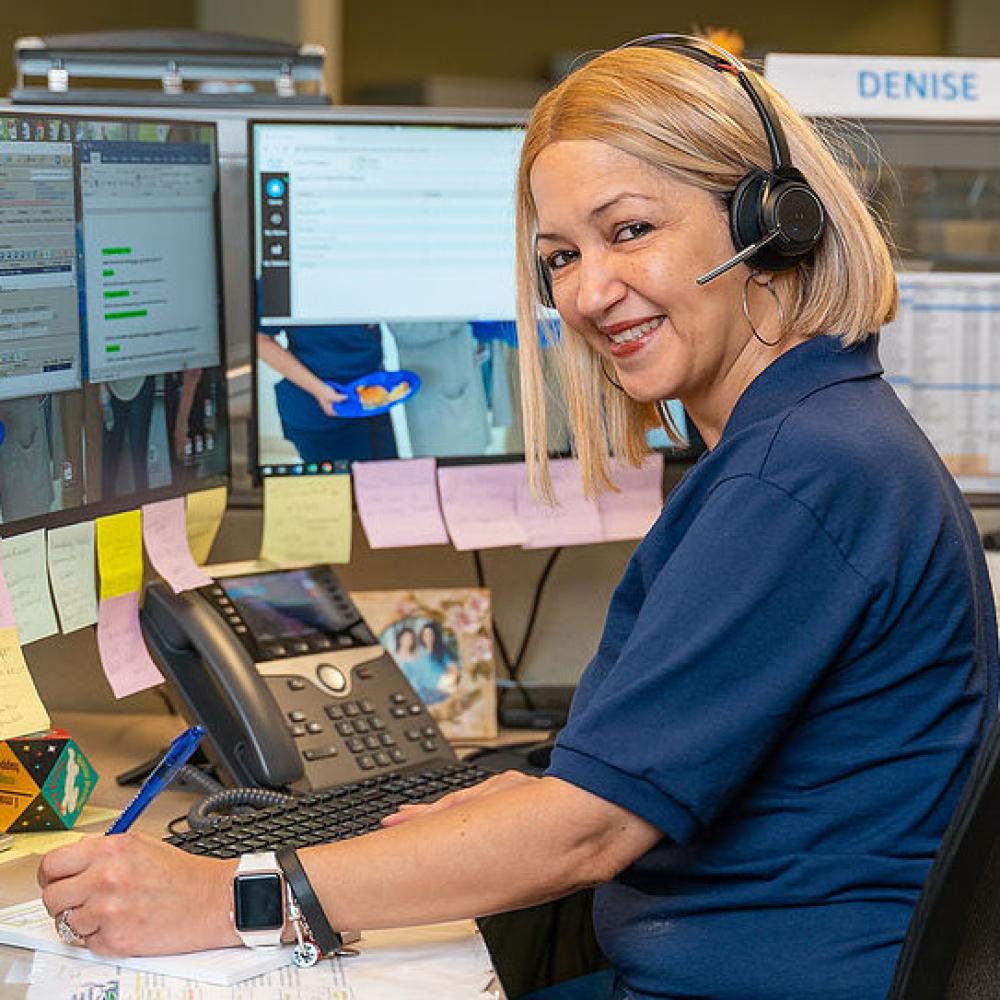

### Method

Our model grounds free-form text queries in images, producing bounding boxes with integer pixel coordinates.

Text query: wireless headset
[535,33,826,308]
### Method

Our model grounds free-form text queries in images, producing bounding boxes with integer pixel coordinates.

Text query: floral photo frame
[349,588,498,740]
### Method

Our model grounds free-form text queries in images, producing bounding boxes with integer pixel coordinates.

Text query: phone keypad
[270,663,451,784]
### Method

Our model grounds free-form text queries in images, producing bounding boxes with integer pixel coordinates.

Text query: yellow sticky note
[186,486,228,566]
[261,475,352,566]
[95,510,143,600]
[0,627,49,742]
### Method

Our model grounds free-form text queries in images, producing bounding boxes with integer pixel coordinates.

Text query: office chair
[888,711,1000,999]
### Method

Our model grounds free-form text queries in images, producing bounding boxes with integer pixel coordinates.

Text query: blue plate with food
[327,369,421,418]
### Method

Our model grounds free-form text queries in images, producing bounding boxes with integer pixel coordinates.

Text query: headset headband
[618,33,791,174]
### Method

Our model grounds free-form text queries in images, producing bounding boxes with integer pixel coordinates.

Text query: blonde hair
[515,45,898,500]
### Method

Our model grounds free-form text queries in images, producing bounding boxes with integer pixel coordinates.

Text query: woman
[38,37,997,1000]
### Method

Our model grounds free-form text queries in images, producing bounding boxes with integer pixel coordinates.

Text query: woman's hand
[381,769,538,828]
[311,383,348,417]
[38,833,239,957]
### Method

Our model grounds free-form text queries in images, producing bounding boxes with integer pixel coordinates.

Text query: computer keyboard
[165,762,491,858]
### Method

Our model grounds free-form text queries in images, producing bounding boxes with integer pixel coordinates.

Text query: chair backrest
[888,712,1000,999]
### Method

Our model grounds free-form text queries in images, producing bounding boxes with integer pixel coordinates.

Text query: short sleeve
[547,473,874,845]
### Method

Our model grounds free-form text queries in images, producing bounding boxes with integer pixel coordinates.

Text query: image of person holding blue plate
[256,323,399,463]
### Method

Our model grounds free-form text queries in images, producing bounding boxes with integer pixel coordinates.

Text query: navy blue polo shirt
[548,334,998,1000]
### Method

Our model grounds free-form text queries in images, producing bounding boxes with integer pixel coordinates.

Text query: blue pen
[106,725,205,835]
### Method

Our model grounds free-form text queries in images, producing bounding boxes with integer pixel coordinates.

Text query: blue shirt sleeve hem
[547,743,701,844]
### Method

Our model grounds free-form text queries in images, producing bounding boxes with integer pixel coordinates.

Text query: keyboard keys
[165,763,489,858]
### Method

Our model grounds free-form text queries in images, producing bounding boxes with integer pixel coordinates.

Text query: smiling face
[531,139,801,443]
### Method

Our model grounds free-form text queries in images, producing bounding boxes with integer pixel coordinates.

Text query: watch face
[234,873,284,931]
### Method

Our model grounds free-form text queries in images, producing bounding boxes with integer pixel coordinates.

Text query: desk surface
[0,711,506,999]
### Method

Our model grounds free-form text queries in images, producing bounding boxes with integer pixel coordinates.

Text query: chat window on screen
[79,141,221,382]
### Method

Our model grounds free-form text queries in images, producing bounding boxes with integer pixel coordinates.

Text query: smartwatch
[232,851,286,948]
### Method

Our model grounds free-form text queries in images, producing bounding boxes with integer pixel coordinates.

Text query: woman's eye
[614,221,653,243]
[546,249,577,270]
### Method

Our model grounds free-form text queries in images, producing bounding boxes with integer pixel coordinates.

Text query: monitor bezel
[0,109,230,538]
[246,111,704,485]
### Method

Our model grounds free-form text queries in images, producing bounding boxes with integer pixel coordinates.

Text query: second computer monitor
[0,111,229,532]
[249,116,696,478]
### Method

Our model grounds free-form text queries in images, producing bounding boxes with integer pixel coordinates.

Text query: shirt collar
[720,334,883,442]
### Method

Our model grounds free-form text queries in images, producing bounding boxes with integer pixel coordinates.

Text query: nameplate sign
[765,53,1000,120]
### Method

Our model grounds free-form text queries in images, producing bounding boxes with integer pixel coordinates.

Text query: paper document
[437,464,528,550]
[0,550,15,628]
[186,486,228,565]
[95,511,144,600]
[352,457,449,548]
[881,272,1000,494]
[515,459,604,548]
[0,626,49,741]
[142,497,214,593]
[1,529,59,645]
[261,475,352,566]
[0,898,290,986]
[96,592,164,699]
[47,522,99,634]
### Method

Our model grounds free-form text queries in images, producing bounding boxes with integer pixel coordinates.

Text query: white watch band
[233,851,285,948]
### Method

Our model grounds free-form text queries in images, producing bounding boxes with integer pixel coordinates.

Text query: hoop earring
[742,273,784,348]
[599,355,623,391]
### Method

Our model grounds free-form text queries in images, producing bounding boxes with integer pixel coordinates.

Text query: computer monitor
[0,111,229,532]
[249,116,701,479]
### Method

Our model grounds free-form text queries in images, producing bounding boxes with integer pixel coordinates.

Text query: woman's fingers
[381,769,537,827]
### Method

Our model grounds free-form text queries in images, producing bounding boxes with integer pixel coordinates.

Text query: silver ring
[56,908,86,946]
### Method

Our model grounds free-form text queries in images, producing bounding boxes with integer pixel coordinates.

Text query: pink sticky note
[437,464,529,550]
[515,459,604,548]
[0,549,16,629]
[141,498,214,594]
[352,459,449,548]
[96,592,165,699]
[597,455,665,542]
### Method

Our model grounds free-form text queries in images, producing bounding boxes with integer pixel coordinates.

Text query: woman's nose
[574,252,627,319]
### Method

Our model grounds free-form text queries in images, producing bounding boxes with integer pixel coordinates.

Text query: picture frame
[349,588,498,740]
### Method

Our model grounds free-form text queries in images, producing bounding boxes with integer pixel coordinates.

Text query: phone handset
[141,583,304,789]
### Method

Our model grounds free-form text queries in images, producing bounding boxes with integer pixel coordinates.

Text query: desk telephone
[140,566,460,793]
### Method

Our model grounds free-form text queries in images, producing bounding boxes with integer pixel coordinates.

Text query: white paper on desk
[348,922,495,1000]
[438,464,528,550]
[0,898,291,986]
[27,951,118,998]
[352,458,449,548]
[515,458,604,548]
[117,958,350,1000]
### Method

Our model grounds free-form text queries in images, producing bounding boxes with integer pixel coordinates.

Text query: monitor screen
[0,112,228,532]
[249,118,699,479]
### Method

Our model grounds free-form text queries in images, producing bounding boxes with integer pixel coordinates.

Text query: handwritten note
[515,459,604,548]
[186,486,228,566]
[95,511,143,600]
[352,458,449,548]
[261,475,352,566]
[597,456,665,541]
[46,522,98,635]
[1,531,59,645]
[142,498,213,593]
[437,464,528,550]
[0,552,14,629]
[0,627,49,740]
[95,592,163,699]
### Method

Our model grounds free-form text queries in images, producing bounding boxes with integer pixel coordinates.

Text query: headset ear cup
[536,256,556,309]
[729,169,770,260]
[729,169,824,273]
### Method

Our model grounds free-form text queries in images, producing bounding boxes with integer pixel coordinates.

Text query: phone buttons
[316,663,347,694]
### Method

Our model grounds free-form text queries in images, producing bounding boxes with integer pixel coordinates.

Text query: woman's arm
[37,775,660,957]
[257,334,346,416]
